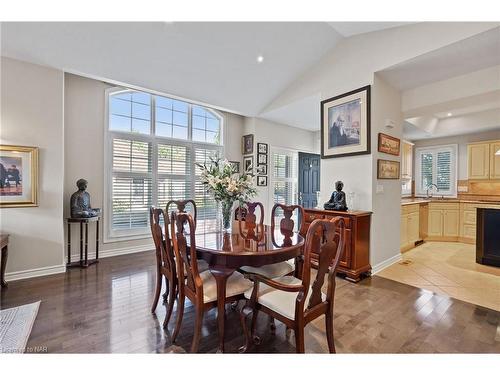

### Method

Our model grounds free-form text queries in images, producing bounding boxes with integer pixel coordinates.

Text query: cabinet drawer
[429,202,459,210]
[304,213,324,223]
[463,224,476,239]
[402,204,420,214]
[462,210,476,225]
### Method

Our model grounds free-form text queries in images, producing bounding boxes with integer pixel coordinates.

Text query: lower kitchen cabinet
[400,204,421,252]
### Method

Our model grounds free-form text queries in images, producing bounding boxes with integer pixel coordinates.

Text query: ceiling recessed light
[447,113,452,117]
[256,55,264,63]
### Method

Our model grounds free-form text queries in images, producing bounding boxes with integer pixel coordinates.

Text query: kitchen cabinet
[400,204,420,252]
[490,141,500,179]
[426,202,460,240]
[401,141,413,179]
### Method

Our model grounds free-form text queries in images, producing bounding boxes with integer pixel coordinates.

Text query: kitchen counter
[401,198,500,206]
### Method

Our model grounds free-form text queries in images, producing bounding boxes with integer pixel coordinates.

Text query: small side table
[66,216,100,268]
[1,233,9,287]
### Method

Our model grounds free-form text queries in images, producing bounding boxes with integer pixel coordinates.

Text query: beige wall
[1,57,65,278]
[64,73,246,257]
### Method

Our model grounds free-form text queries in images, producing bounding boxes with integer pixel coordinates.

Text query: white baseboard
[372,253,402,275]
[5,264,66,282]
[69,243,153,262]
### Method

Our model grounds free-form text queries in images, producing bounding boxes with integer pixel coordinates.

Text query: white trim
[5,264,66,282]
[371,253,403,275]
[70,243,154,262]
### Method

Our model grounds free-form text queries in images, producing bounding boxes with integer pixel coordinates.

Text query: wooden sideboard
[303,208,372,282]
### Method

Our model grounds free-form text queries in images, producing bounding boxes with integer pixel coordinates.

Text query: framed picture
[0,145,39,207]
[377,159,400,179]
[229,161,240,173]
[257,143,268,154]
[243,156,253,174]
[378,133,400,156]
[257,153,267,165]
[256,165,267,175]
[257,175,267,187]
[320,85,371,159]
[242,134,254,155]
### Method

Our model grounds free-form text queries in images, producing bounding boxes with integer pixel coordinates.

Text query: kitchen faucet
[426,183,439,198]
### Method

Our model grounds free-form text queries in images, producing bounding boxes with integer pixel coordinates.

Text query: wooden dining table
[189,224,305,353]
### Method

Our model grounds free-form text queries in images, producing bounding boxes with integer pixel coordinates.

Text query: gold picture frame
[377,159,400,180]
[0,145,39,207]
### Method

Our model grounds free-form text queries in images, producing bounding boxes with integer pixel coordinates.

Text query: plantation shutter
[194,146,220,233]
[111,138,152,230]
[271,149,298,229]
[415,145,456,197]
[420,152,433,191]
[436,151,451,191]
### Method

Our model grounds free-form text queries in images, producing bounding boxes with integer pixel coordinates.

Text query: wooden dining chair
[149,207,177,329]
[170,211,252,353]
[238,202,296,280]
[166,199,197,225]
[240,217,346,353]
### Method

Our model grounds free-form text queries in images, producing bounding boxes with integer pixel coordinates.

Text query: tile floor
[377,242,500,311]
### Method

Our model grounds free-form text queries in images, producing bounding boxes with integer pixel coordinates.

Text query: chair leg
[294,327,305,353]
[162,276,170,304]
[269,315,276,335]
[238,302,253,353]
[250,308,261,345]
[325,311,336,353]
[151,269,162,313]
[191,306,204,353]
[172,288,185,343]
[163,280,176,328]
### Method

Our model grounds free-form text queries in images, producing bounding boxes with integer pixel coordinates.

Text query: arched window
[105,88,223,241]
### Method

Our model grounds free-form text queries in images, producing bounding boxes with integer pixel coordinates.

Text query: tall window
[105,88,223,241]
[269,148,298,227]
[414,144,457,197]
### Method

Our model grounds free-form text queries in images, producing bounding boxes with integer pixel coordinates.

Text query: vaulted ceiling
[0,22,408,117]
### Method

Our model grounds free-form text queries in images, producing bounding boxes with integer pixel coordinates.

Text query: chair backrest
[170,211,201,297]
[271,203,306,237]
[238,201,264,240]
[301,217,346,310]
[149,206,176,276]
[166,199,197,225]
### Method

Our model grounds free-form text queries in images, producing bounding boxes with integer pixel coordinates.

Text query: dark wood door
[298,152,321,209]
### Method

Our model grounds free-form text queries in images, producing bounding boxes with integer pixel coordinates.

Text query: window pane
[132,102,150,120]
[193,129,205,143]
[192,115,206,130]
[110,114,131,132]
[112,177,152,230]
[132,118,150,134]
[173,111,188,127]
[158,178,190,208]
[156,107,172,124]
[173,100,188,112]
[206,131,218,144]
[172,125,188,140]
[158,144,189,175]
[131,92,150,105]
[113,139,151,173]
[206,118,219,132]
[156,96,173,109]
[156,122,172,138]
[437,151,451,191]
[192,106,207,117]
[110,97,131,117]
[420,153,433,190]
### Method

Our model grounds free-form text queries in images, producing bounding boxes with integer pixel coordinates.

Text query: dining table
[189,224,305,353]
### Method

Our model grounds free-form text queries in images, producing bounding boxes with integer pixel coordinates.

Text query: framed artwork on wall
[377,159,400,179]
[0,144,39,207]
[256,165,267,175]
[242,134,254,155]
[229,161,240,173]
[378,133,400,156]
[243,156,253,174]
[257,175,267,187]
[257,143,268,154]
[257,153,267,165]
[320,85,371,159]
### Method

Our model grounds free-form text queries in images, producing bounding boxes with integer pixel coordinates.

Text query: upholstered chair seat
[239,262,294,280]
[201,270,252,303]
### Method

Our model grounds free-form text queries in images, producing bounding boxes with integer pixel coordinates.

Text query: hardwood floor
[1,250,499,353]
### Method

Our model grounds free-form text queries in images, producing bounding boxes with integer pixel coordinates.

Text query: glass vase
[220,200,233,232]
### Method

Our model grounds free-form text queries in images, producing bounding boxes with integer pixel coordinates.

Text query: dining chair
[240,216,346,353]
[149,207,177,328]
[170,211,252,353]
[238,202,296,280]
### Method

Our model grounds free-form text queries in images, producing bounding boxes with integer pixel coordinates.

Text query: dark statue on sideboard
[70,179,101,218]
[324,180,348,211]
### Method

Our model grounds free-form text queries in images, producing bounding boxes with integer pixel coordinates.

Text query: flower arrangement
[197,156,256,230]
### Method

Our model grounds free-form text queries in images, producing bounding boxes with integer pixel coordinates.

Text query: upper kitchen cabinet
[490,141,500,179]
[467,142,490,180]
[401,141,413,179]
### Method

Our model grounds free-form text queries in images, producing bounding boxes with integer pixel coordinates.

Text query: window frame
[104,87,224,242]
[414,144,458,198]
[268,146,299,210]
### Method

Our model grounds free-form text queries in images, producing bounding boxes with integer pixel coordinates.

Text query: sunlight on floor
[377,242,500,311]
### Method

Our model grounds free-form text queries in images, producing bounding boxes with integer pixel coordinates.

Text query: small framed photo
[242,134,254,155]
[0,144,39,207]
[257,143,268,154]
[377,159,400,179]
[229,161,240,173]
[257,153,267,165]
[378,133,400,156]
[243,156,253,174]
[257,175,267,186]
[256,165,267,175]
